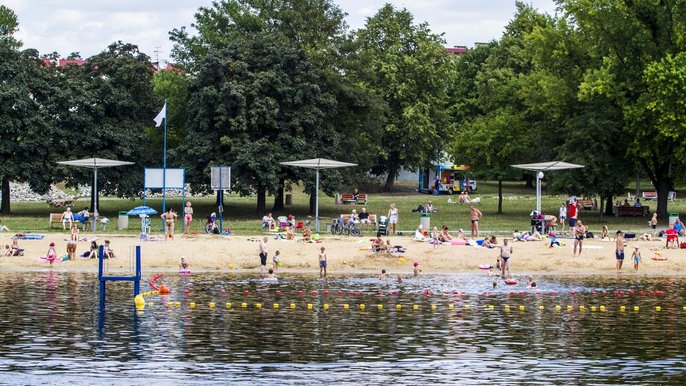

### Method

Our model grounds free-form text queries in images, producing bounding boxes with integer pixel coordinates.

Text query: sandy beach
[0,232,682,277]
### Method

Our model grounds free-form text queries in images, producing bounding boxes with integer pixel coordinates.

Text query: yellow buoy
[555,305,561,311]
[519,305,525,311]
[464,305,470,310]
[633,306,639,312]
[209,302,215,308]
[396,304,402,310]
[620,306,626,312]
[600,305,606,312]
[579,305,585,312]
[255,303,262,309]
[504,305,510,311]
[226,302,232,309]
[241,302,248,308]
[488,304,494,310]
[307,303,313,310]
[323,303,329,310]
[431,305,437,311]
[591,306,597,312]
[290,303,296,309]
[377,304,383,310]
[539,305,545,310]
[566,305,572,312]
[175,301,181,308]
[448,304,454,310]
[167,301,173,308]
[359,304,366,310]
[413,304,419,310]
[343,304,350,310]
[134,294,145,309]
[656,306,662,312]
[189,302,196,309]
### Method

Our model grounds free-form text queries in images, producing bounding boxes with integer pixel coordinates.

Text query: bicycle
[341,222,362,237]
[331,218,343,235]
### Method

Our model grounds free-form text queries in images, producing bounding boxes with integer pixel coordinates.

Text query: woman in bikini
[183,202,193,235]
[161,208,178,239]
[470,205,482,237]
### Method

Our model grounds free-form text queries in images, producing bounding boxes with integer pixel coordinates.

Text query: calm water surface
[1,272,686,385]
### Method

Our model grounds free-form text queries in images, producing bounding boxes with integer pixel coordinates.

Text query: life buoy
[505,279,518,285]
[479,264,492,270]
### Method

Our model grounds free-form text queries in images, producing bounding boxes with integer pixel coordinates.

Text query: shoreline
[1,232,682,277]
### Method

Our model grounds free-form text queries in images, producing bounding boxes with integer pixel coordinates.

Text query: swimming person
[527,276,537,288]
[179,256,190,270]
[379,269,388,280]
[413,262,421,277]
[319,247,327,278]
[266,268,277,280]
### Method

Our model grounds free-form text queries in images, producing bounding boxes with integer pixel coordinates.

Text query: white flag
[153,102,167,127]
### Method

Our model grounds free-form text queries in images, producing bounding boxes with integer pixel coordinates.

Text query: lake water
[1,272,685,385]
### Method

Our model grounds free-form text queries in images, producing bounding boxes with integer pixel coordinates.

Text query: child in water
[527,276,537,288]
[179,256,190,270]
[413,262,421,277]
[45,242,57,265]
[273,250,281,273]
[379,269,388,280]
[632,246,641,272]
[319,247,327,278]
[266,268,277,280]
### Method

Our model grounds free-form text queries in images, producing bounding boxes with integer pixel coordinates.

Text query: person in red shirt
[568,201,578,228]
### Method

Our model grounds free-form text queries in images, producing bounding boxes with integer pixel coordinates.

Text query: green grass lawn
[0,180,682,236]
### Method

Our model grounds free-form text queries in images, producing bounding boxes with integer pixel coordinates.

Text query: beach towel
[14,233,45,240]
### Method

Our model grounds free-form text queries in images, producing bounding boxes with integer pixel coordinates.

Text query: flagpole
[161,99,167,232]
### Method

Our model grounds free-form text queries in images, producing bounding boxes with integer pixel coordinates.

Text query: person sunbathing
[302,226,313,242]
[372,235,387,252]
[438,225,452,242]
[482,236,497,248]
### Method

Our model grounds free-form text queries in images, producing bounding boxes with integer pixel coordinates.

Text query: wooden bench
[642,191,676,201]
[339,193,368,205]
[577,199,595,210]
[614,206,649,217]
[49,213,63,228]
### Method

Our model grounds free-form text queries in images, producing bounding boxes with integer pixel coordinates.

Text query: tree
[351,4,452,192]
[561,0,686,217]
[0,6,62,214]
[57,42,160,211]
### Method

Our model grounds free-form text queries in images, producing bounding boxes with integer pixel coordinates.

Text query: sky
[6,0,558,62]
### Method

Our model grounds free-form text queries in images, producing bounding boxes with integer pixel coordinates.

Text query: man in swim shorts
[615,231,626,272]
[470,205,483,237]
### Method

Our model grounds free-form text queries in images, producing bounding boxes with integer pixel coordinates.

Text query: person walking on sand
[632,246,641,272]
[650,213,658,236]
[499,239,513,278]
[319,247,327,278]
[161,208,178,239]
[259,237,269,275]
[615,231,626,273]
[559,203,567,232]
[470,205,483,237]
[183,201,193,235]
[573,220,586,257]
[387,203,399,235]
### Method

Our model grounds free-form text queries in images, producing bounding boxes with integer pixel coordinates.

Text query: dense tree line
[1,1,685,217]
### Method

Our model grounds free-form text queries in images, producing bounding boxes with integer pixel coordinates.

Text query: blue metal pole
[219,167,223,234]
[98,244,105,309]
[162,99,167,232]
[134,246,141,296]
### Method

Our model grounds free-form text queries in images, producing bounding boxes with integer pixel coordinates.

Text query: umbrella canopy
[57,157,134,232]
[280,158,358,232]
[280,158,357,170]
[127,206,158,216]
[511,161,585,212]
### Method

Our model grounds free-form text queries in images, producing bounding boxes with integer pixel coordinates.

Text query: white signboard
[211,166,231,190]
[144,168,185,189]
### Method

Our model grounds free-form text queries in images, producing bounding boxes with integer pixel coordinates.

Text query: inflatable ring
[479,264,492,270]
[179,269,191,275]
[505,279,518,285]
[651,256,668,261]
